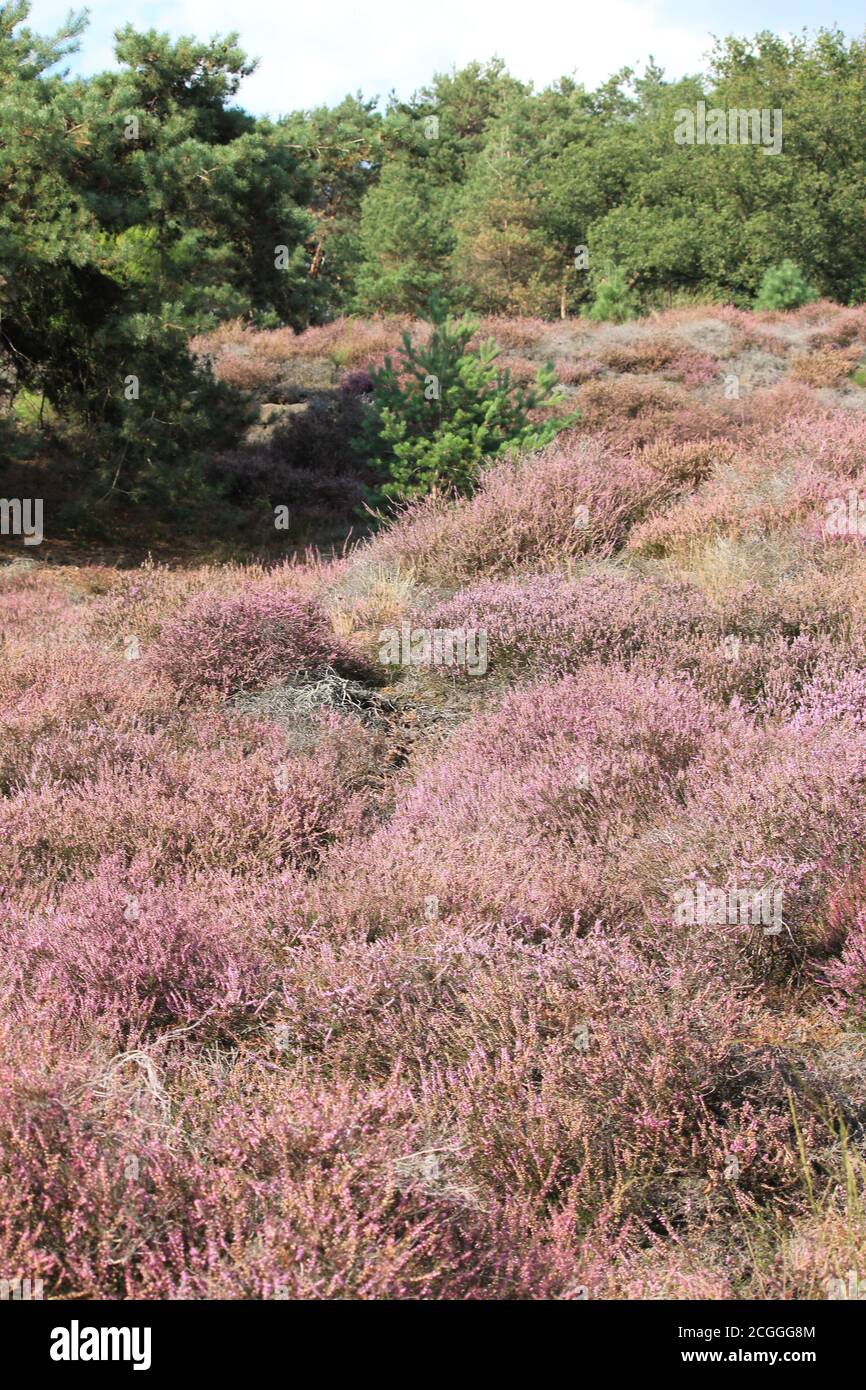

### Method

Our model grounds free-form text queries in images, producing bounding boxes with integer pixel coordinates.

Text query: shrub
[417,572,712,677]
[365,435,674,585]
[754,262,819,312]
[0,647,173,794]
[636,436,735,485]
[599,339,718,386]
[340,368,375,396]
[622,718,866,983]
[309,665,722,935]
[627,452,807,559]
[0,859,271,1045]
[475,316,551,350]
[208,447,367,530]
[431,934,812,1216]
[600,337,681,373]
[820,911,866,1025]
[789,666,866,732]
[574,377,734,452]
[788,348,856,389]
[0,1038,579,1299]
[417,572,842,715]
[268,394,368,480]
[585,265,640,324]
[147,588,361,698]
[807,306,866,350]
[0,710,382,889]
[354,296,578,503]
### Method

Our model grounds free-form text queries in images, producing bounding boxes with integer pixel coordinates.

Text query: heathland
[6,300,866,1297]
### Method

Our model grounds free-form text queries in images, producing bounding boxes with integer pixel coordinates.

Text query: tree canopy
[3,6,866,509]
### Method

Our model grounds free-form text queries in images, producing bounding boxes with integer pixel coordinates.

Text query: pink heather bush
[622,718,866,981]
[790,666,866,732]
[415,573,844,719]
[0,581,82,639]
[0,710,383,889]
[0,858,273,1045]
[624,401,866,560]
[202,349,278,393]
[269,925,808,1218]
[0,1040,590,1298]
[628,454,812,558]
[496,353,544,382]
[431,934,815,1216]
[0,648,168,792]
[147,586,361,697]
[762,1207,866,1301]
[0,920,819,1299]
[711,304,793,356]
[309,665,729,935]
[575,376,737,453]
[668,351,720,386]
[366,435,677,584]
[417,572,711,677]
[820,911,866,1025]
[813,854,866,961]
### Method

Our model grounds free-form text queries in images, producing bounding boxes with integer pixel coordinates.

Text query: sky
[25,0,866,116]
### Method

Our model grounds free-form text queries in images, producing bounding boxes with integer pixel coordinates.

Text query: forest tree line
[3,3,866,507]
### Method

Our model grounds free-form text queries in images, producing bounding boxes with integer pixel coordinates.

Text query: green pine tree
[354,295,579,503]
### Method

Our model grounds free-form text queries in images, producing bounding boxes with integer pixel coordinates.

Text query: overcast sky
[26,0,866,115]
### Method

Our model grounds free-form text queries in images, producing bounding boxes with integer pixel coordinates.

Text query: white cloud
[240,0,711,113]
[28,0,713,113]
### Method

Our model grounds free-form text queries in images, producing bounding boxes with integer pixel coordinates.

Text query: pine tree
[452,135,563,316]
[354,296,578,503]
[0,5,310,502]
[353,161,452,314]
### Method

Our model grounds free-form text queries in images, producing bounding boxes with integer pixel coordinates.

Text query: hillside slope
[5,302,866,1298]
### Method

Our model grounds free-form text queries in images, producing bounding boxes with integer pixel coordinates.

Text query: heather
[9,1,866,1305]
[415,572,713,681]
[146,587,364,698]
[362,435,676,585]
[307,666,732,937]
[8,300,866,1302]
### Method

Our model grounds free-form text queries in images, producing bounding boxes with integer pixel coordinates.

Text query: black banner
[2,1298,858,1378]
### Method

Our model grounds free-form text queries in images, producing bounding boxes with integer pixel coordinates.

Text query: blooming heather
[307,665,726,936]
[7,304,866,1299]
[417,572,711,677]
[365,435,677,584]
[147,587,362,697]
